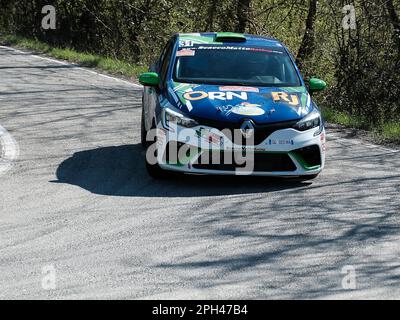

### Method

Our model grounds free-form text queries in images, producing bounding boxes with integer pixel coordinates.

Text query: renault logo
[240,120,255,139]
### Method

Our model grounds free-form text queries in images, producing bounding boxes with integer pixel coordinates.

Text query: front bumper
[152,122,326,176]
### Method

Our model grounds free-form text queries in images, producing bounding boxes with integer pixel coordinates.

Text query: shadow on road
[54,144,311,197]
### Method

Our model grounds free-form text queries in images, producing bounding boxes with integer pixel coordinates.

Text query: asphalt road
[1,45,399,300]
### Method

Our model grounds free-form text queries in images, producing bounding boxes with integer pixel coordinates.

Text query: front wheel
[145,158,168,179]
[144,119,169,179]
[140,107,147,148]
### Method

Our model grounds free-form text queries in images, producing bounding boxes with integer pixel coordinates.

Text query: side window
[156,42,169,72]
[159,41,174,85]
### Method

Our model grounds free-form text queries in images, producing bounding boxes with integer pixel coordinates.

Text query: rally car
[139,32,327,179]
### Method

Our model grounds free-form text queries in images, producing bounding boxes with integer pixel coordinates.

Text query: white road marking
[0,125,19,175]
[0,45,143,88]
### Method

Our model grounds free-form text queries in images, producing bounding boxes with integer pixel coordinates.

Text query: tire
[140,107,147,148]
[144,119,169,179]
[146,157,168,179]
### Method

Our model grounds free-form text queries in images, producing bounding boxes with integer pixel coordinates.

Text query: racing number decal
[271,92,299,106]
[179,40,194,47]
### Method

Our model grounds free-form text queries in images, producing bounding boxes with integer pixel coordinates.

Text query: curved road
[0,46,399,299]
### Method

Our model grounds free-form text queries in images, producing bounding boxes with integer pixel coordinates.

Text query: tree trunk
[296,0,318,71]
[205,0,217,31]
[235,0,251,33]
[385,0,400,52]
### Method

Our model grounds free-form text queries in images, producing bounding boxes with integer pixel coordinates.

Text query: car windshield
[174,45,301,87]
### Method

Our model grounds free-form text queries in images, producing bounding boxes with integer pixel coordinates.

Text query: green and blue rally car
[139,32,327,179]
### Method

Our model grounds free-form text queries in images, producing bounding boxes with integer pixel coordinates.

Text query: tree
[205,0,218,31]
[235,0,251,33]
[296,0,317,71]
[385,0,400,53]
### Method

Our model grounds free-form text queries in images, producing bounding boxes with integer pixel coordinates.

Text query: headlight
[162,106,199,131]
[294,109,322,133]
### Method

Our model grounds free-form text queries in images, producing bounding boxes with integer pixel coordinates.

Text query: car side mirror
[139,72,160,87]
[309,78,327,93]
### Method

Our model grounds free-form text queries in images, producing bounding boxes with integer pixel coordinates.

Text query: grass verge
[0,34,147,78]
[322,107,367,129]
[378,122,400,144]
[322,107,400,145]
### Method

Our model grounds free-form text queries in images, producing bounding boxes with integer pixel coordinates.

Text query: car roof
[176,32,284,48]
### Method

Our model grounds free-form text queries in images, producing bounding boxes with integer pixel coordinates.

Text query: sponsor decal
[183,91,248,101]
[186,100,193,112]
[224,145,266,152]
[217,102,264,117]
[195,46,283,54]
[178,35,218,45]
[321,132,327,152]
[230,102,264,116]
[219,86,259,93]
[172,83,200,111]
[271,92,300,106]
[196,127,222,145]
[182,33,201,37]
[182,90,208,101]
[173,82,198,93]
[157,128,167,146]
[228,145,259,152]
[176,49,195,57]
[168,87,181,106]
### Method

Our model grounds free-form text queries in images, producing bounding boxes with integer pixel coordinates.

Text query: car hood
[168,82,312,125]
